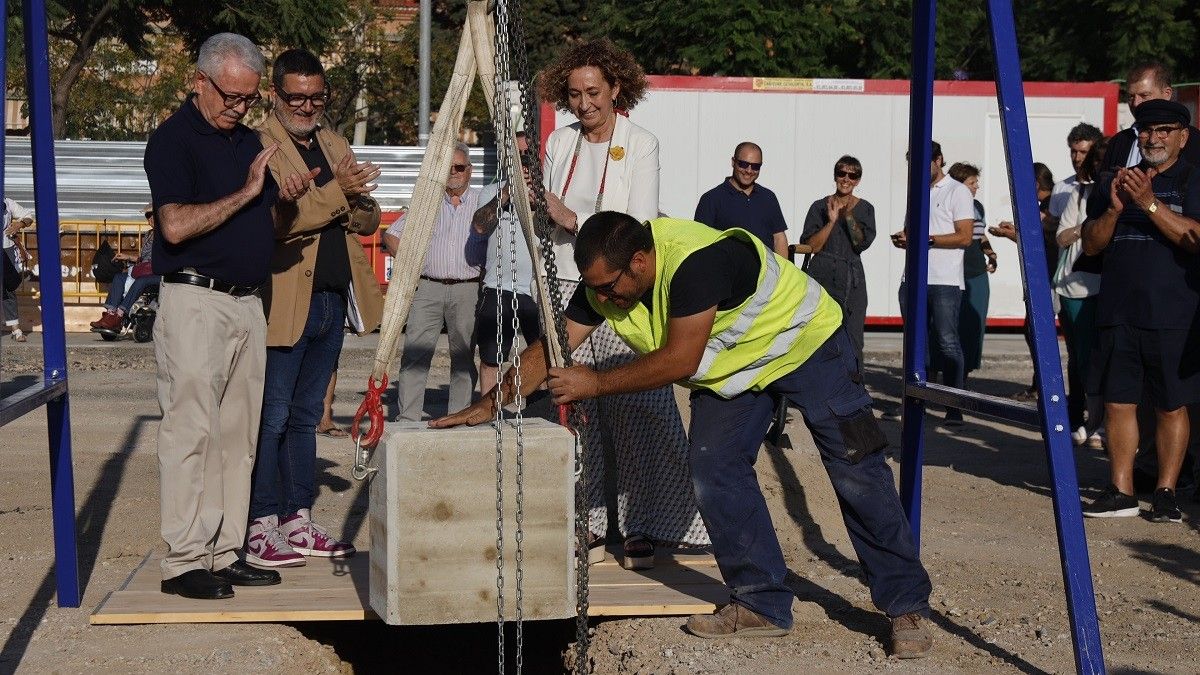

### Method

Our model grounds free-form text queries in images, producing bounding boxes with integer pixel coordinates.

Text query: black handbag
[91,240,123,283]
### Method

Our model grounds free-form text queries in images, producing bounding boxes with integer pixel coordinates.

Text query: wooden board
[90,547,726,625]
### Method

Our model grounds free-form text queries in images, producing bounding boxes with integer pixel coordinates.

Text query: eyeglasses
[588,267,626,297]
[278,88,330,108]
[201,71,262,109]
[1137,124,1184,139]
[450,163,470,174]
[835,169,862,180]
[733,159,762,171]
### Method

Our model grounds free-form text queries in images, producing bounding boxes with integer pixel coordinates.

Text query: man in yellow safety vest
[433,211,933,658]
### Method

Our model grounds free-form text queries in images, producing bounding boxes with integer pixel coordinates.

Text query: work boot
[890,612,932,658]
[685,603,791,639]
[90,310,121,332]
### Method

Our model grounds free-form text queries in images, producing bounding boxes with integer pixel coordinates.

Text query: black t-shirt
[293,136,351,294]
[1086,158,1200,329]
[144,95,277,286]
[566,236,760,326]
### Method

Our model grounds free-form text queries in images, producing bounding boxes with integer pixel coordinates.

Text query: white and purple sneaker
[280,508,356,558]
[245,514,306,568]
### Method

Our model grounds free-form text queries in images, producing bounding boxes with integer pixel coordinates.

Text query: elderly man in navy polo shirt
[144,33,301,600]
[694,142,791,258]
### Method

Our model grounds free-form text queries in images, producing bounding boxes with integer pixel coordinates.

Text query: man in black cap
[1080,98,1200,523]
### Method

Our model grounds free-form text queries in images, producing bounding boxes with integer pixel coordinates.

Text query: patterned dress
[558,279,709,546]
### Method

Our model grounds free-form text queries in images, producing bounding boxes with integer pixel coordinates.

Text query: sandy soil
[0,337,1197,674]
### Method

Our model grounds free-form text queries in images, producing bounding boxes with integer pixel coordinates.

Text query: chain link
[493,0,591,670]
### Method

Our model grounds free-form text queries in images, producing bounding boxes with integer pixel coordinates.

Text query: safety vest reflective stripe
[693,250,781,380]
[711,277,824,397]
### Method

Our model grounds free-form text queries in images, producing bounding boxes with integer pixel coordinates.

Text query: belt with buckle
[163,271,262,297]
[420,275,481,285]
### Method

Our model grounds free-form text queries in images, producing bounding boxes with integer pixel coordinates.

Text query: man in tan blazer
[246,49,384,568]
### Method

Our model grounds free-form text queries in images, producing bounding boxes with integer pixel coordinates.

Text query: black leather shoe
[213,560,282,586]
[161,569,234,599]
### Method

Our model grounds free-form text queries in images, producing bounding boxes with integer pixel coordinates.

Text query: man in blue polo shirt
[144,33,290,600]
[694,142,790,258]
[1081,99,1200,524]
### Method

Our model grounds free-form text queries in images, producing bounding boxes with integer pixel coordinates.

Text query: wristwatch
[1146,199,1159,214]
[928,236,935,247]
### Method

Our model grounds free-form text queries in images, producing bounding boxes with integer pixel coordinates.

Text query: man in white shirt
[1049,123,1103,222]
[383,142,482,421]
[891,141,974,424]
[1,197,35,341]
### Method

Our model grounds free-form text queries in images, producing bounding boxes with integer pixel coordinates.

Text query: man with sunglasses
[144,33,282,600]
[383,142,483,421]
[432,212,933,657]
[694,141,790,258]
[1080,99,1200,524]
[245,49,384,568]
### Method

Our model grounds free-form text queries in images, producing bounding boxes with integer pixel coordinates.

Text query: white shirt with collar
[926,174,975,289]
[1,198,34,249]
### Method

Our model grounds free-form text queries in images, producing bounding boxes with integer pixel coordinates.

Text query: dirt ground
[1,334,1197,674]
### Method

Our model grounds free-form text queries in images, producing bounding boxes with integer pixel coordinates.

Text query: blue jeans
[688,329,932,628]
[899,283,965,391]
[105,270,160,314]
[250,291,346,519]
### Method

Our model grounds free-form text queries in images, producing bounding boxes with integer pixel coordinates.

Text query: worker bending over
[433,212,933,658]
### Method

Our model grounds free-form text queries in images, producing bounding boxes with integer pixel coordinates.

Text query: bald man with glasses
[694,141,791,258]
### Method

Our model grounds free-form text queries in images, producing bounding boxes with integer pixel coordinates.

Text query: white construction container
[544,76,1120,324]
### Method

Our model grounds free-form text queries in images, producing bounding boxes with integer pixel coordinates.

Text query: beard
[278,108,319,139]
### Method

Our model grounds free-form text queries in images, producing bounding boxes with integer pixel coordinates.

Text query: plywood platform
[90,547,726,625]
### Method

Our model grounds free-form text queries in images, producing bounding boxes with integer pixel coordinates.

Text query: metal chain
[495,0,592,670]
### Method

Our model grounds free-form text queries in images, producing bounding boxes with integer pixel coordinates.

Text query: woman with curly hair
[537,38,708,569]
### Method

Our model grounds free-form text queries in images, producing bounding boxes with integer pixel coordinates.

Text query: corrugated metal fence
[4,137,496,220]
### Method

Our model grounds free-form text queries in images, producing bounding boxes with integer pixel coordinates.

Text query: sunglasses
[450,163,470,174]
[835,169,862,180]
[587,267,626,297]
[201,71,262,110]
[733,159,762,171]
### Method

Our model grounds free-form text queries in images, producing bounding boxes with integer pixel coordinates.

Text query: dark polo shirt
[144,95,277,286]
[693,179,788,249]
[1086,158,1200,329]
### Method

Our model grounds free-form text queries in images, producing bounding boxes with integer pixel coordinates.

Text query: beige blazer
[256,114,384,348]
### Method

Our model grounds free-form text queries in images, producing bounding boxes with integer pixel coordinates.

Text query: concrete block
[369,418,577,625]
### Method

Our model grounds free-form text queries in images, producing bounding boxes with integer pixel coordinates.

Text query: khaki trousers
[154,282,266,580]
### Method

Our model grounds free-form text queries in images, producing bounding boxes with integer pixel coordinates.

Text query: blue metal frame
[898,1,1104,672]
[0,0,81,608]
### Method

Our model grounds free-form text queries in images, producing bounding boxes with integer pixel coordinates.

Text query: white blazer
[542,114,661,280]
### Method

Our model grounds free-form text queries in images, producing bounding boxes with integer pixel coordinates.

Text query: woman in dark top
[800,155,876,360]
[947,162,998,380]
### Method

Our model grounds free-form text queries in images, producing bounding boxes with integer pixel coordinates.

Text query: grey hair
[454,141,471,159]
[197,33,265,76]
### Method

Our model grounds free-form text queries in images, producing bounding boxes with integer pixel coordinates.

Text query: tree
[6,0,350,138]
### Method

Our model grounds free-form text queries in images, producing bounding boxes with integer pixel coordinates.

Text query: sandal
[9,328,26,342]
[315,425,349,439]
[622,534,655,570]
[587,535,606,565]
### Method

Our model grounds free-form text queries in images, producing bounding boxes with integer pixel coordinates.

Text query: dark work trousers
[687,328,932,628]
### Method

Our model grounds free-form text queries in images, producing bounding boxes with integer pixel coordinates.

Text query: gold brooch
[609,146,625,161]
